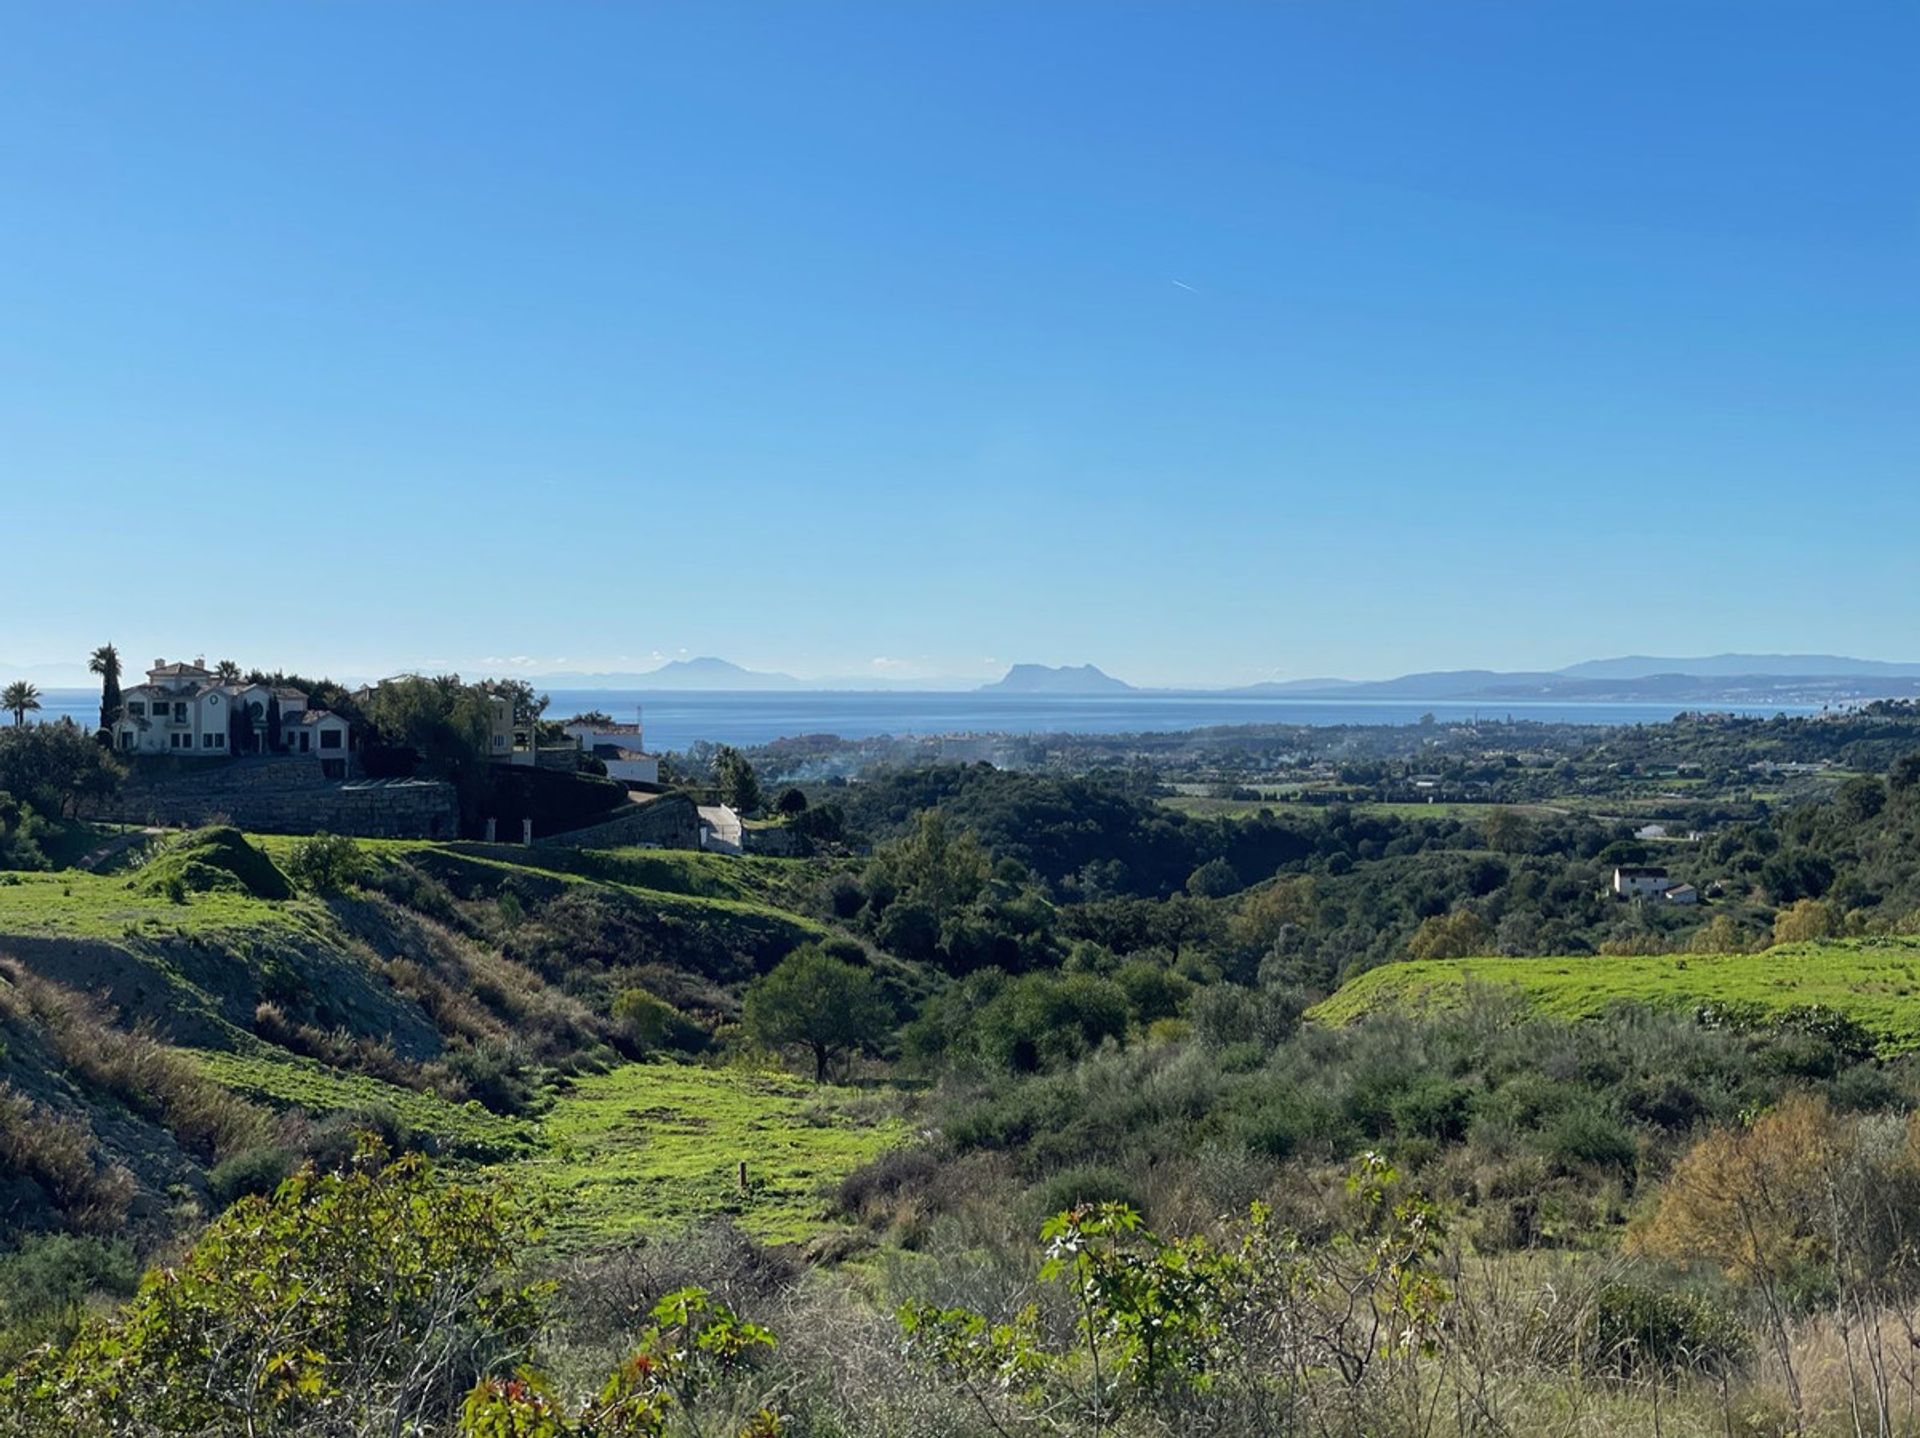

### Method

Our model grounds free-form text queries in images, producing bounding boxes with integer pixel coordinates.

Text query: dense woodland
[6,704,1920,1432]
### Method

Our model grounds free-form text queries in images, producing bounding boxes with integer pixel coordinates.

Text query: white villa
[563,721,661,785]
[112,659,355,779]
[1612,865,1700,905]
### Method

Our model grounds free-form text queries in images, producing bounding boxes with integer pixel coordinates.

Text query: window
[319,729,342,750]
[120,732,134,750]
[205,733,224,749]
[127,701,145,717]
[298,732,310,753]
[174,703,188,722]
[322,759,345,780]
[170,733,182,749]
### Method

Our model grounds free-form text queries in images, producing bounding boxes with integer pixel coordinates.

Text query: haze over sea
[32,689,1816,753]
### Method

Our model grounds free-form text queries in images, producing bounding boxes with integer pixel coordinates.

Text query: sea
[27,688,1817,752]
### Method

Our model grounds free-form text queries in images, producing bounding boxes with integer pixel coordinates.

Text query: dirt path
[76,825,164,872]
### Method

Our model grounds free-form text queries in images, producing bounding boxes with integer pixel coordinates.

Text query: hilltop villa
[112,658,355,779]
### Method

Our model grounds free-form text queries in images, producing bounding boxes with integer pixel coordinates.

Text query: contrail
[1171,279,1199,293]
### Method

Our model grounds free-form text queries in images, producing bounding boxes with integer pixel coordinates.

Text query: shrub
[1540,1104,1637,1172]
[207,1146,298,1208]
[1583,1279,1750,1376]
[611,986,706,1056]
[441,1039,537,1116]
[285,833,370,894]
[0,1085,133,1234]
[1024,1164,1144,1225]
[1190,983,1306,1051]
[0,1234,139,1362]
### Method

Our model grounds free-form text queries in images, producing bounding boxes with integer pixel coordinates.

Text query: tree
[1185,857,1242,898]
[0,721,121,816]
[87,644,122,733]
[478,678,548,725]
[1481,806,1534,855]
[1404,908,1494,961]
[2,683,40,727]
[775,786,809,817]
[742,947,890,1081]
[1771,897,1840,946]
[712,745,763,814]
[213,658,242,684]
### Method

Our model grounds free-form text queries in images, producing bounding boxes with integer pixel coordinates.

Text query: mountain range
[517,653,1920,703]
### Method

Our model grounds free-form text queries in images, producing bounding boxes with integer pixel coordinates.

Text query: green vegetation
[17,704,1920,1432]
[134,826,294,902]
[187,1046,535,1158]
[507,1061,903,1247]
[1311,936,1920,1050]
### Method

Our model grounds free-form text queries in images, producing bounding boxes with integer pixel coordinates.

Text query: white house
[1612,865,1700,905]
[563,721,661,785]
[1612,865,1673,899]
[112,658,355,780]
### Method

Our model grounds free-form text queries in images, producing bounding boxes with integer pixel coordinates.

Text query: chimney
[194,656,205,668]
[154,658,165,669]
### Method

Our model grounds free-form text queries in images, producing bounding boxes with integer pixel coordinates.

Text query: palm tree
[89,643,123,731]
[3,682,41,727]
[215,659,241,684]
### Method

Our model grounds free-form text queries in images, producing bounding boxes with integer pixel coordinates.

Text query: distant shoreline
[25,687,1824,753]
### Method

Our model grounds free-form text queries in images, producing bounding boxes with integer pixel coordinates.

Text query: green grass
[0,868,305,940]
[455,842,835,912]
[506,1062,905,1249]
[1347,801,1559,819]
[1310,937,1920,1052]
[187,1045,536,1158]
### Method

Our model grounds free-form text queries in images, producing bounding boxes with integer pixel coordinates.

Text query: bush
[1540,1104,1637,1171]
[1583,1279,1750,1376]
[441,1038,537,1116]
[207,1146,298,1208]
[1023,1164,1144,1226]
[0,1234,138,1362]
[611,987,706,1056]
[1191,984,1305,1051]
[284,833,369,894]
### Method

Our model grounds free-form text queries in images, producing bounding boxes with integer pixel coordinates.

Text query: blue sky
[2,3,1914,687]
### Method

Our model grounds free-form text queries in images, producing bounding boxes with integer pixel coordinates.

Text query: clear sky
[2,3,1914,688]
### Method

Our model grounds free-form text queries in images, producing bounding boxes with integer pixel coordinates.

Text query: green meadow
[1311,936,1920,1052]
[505,1062,906,1249]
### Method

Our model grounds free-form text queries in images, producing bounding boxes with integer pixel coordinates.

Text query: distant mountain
[1227,677,1361,695]
[534,657,805,690]
[980,664,1134,694]
[1560,654,1920,681]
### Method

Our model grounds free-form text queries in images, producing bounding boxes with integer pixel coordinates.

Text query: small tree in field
[742,947,890,1082]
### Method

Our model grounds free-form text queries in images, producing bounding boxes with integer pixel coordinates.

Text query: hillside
[0,825,899,1249]
[1310,937,1920,1052]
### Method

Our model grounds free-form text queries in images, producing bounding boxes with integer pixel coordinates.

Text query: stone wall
[93,758,459,839]
[532,791,701,849]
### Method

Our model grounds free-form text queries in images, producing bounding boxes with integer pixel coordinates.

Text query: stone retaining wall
[532,792,701,849]
[92,765,459,839]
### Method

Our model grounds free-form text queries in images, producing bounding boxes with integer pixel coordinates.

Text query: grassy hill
[1311,936,1920,1053]
[0,825,898,1250]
